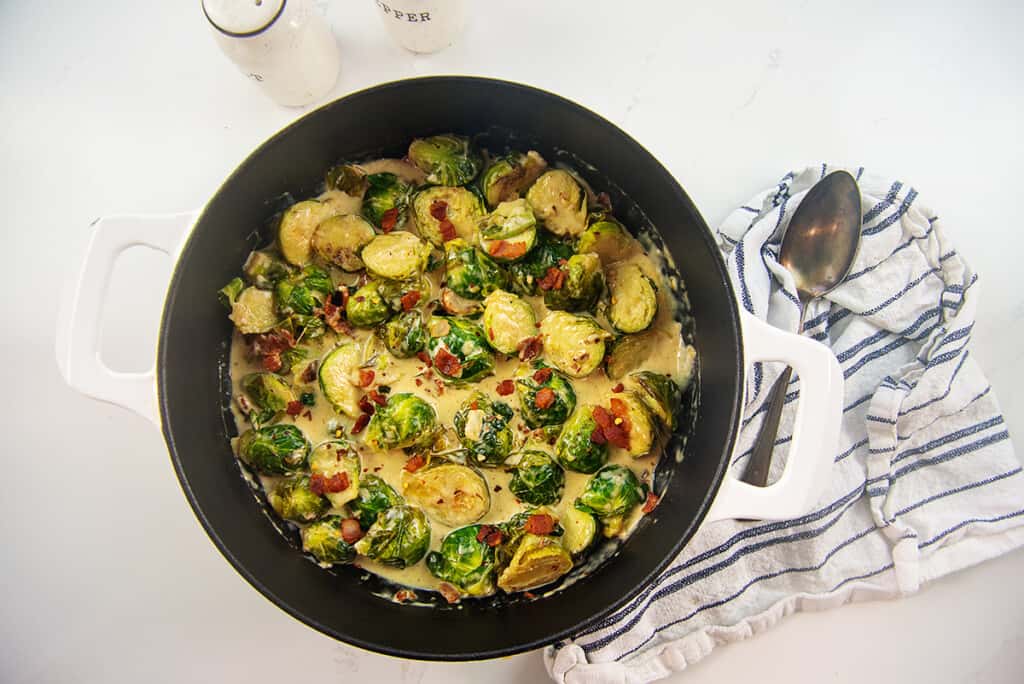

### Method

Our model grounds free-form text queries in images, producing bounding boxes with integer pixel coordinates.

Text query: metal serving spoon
[741,170,862,486]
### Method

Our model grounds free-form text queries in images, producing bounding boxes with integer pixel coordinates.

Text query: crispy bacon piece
[416,351,432,367]
[611,382,624,393]
[286,400,303,416]
[439,219,457,242]
[603,424,630,449]
[340,517,364,544]
[592,406,614,431]
[590,427,607,445]
[429,199,449,220]
[394,589,417,603]
[310,471,350,495]
[319,296,351,335]
[517,335,543,361]
[642,492,660,514]
[609,397,633,436]
[475,525,503,547]
[356,368,375,387]
[358,395,375,415]
[433,347,462,378]
[496,379,515,396]
[301,362,319,384]
[338,285,350,309]
[537,266,566,291]
[351,413,370,434]
[400,290,421,311]
[532,367,552,384]
[523,513,555,535]
[404,454,427,473]
[487,239,528,260]
[534,388,556,410]
[380,208,399,232]
[368,389,387,406]
[262,353,283,372]
[438,582,461,604]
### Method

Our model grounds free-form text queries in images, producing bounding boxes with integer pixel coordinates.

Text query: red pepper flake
[394,589,418,603]
[642,492,660,514]
[340,517,364,544]
[400,290,421,311]
[416,351,433,367]
[358,395,376,415]
[261,353,283,372]
[523,513,555,535]
[537,266,566,291]
[380,208,399,233]
[351,413,370,434]
[429,199,449,221]
[475,524,504,547]
[611,382,624,393]
[496,379,515,396]
[356,368,375,387]
[487,326,495,340]
[532,367,552,384]
[302,410,312,420]
[286,400,303,416]
[368,389,387,406]
[404,454,426,473]
[433,347,462,378]
[438,582,461,604]
[517,335,543,361]
[487,239,528,260]
[301,362,319,384]
[590,427,607,444]
[534,388,556,410]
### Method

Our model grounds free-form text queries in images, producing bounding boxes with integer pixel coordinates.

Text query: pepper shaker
[203,0,341,107]
[373,0,467,54]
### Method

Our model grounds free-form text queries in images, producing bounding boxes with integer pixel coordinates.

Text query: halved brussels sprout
[481,290,536,355]
[362,172,412,230]
[607,263,658,333]
[279,200,334,266]
[243,250,294,289]
[354,504,431,568]
[301,516,357,565]
[543,253,604,313]
[576,217,640,265]
[444,238,508,301]
[218,277,244,310]
[509,451,565,506]
[240,372,296,425]
[408,134,482,186]
[478,199,538,263]
[452,391,515,467]
[325,163,368,195]
[361,231,430,281]
[540,311,611,378]
[496,534,573,593]
[275,265,333,316]
[349,474,402,529]
[401,462,490,527]
[268,475,330,523]
[318,343,362,417]
[554,406,609,474]
[439,287,483,316]
[308,439,361,508]
[575,464,646,520]
[345,280,391,328]
[237,423,310,475]
[364,393,439,451]
[379,309,427,358]
[479,151,547,208]
[426,524,498,597]
[229,286,278,334]
[311,214,376,271]
[525,170,588,237]
[412,186,485,246]
[507,229,575,296]
[515,362,577,429]
[624,371,683,431]
[426,316,495,383]
[560,506,598,555]
[605,331,656,380]
[608,392,657,457]
[376,275,431,313]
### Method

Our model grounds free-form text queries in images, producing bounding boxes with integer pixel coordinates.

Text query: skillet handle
[704,310,843,522]
[56,212,196,427]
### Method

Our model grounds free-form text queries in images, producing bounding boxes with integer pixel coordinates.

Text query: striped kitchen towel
[545,165,1024,684]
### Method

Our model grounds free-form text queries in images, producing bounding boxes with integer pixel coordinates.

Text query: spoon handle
[741,365,793,486]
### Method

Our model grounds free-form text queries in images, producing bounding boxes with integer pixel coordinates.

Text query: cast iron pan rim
[156,75,745,660]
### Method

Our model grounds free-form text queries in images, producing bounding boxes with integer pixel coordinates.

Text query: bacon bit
[433,347,462,378]
[439,219,457,243]
[429,199,449,221]
[603,424,630,449]
[310,471,349,494]
[301,362,319,383]
[358,395,375,415]
[338,285,350,309]
[285,400,303,417]
[262,353,283,372]
[380,208,400,233]
[475,524,503,547]
[590,427,607,445]
[415,378,423,386]
[394,589,418,603]
[558,258,568,267]
[416,351,433,367]
[596,191,613,211]
[609,397,633,435]
[309,473,325,495]
[469,400,479,410]
[534,388,556,410]
[249,329,296,357]
[351,413,370,434]
[356,368,375,387]
[493,485,502,492]
[592,406,615,431]
[488,239,528,260]
[404,454,427,473]
[320,297,351,335]
[400,290,421,311]
[438,582,461,604]
[368,389,387,406]
[523,591,538,600]
[517,335,543,361]
[537,266,566,291]
[642,492,660,514]
[533,367,552,384]
[524,513,555,535]
[340,517,364,544]
[496,379,515,396]
[611,382,624,393]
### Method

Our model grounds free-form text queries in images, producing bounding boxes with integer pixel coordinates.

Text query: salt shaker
[203,0,341,107]
[373,0,467,54]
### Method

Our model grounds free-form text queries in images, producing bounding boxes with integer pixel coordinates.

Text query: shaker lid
[202,0,285,37]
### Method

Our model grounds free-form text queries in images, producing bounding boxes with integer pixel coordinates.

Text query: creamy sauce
[228,158,688,596]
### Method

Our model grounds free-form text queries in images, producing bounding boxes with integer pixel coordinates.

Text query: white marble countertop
[4,0,1022,681]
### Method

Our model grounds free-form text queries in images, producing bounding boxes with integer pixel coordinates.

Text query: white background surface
[2,0,1022,681]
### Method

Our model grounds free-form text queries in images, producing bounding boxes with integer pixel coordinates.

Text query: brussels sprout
[407,134,482,186]
[444,238,508,301]
[237,423,310,475]
[496,534,573,593]
[346,280,391,328]
[402,463,491,527]
[364,393,439,451]
[479,150,547,208]
[605,331,656,380]
[439,287,483,316]
[426,524,498,597]
[308,439,361,508]
[240,372,296,425]
[229,286,279,334]
[509,451,565,506]
[608,392,657,457]
[361,231,430,281]
[275,265,333,316]
[481,290,536,355]
[354,504,431,568]
[452,391,515,467]
[318,343,362,417]
[515,362,576,429]
[376,275,431,313]
[325,163,368,195]
[508,230,575,296]
[525,170,587,237]
[576,217,640,265]
[379,309,427,358]
[349,474,402,529]
[362,172,412,230]
[540,311,611,378]
[279,200,334,266]
[478,199,538,263]
[243,250,294,289]
[218,277,244,310]
[607,263,658,333]
[301,516,357,565]
[268,475,330,522]
[412,185,486,246]
[311,214,376,271]
[560,506,598,555]
[575,464,646,520]
[554,406,609,474]
[426,317,495,383]
[543,253,604,313]
[624,371,683,431]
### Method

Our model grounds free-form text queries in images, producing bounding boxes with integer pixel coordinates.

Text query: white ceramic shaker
[372,0,467,54]
[203,0,341,107]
